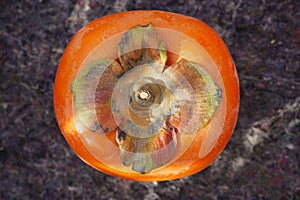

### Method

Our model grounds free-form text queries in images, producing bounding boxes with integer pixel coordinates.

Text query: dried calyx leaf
[71,59,124,133]
[118,23,167,72]
[164,61,222,134]
[116,117,178,174]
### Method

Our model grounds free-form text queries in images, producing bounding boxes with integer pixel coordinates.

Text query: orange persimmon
[54,10,239,181]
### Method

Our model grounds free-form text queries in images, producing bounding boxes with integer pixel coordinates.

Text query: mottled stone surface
[0,0,299,199]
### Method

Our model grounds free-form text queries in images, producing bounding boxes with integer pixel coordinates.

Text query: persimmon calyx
[71,23,222,174]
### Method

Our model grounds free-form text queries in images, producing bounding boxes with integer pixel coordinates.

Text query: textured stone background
[1,0,299,199]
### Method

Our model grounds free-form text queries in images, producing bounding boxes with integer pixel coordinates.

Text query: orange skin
[54,10,239,181]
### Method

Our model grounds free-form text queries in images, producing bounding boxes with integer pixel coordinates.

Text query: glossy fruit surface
[54,10,239,181]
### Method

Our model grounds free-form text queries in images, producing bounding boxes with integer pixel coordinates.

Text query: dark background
[1,0,299,199]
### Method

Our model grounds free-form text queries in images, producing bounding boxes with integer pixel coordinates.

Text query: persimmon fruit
[54,10,239,181]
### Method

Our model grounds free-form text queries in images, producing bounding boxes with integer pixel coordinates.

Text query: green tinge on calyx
[164,61,222,134]
[71,59,123,133]
[118,23,167,72]
[70,23,222,174]
[116,117,178,174]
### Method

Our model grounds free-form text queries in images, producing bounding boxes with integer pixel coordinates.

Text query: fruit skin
[54,10,239,181]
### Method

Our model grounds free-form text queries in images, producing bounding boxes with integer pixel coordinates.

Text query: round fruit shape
[54,10,239,181]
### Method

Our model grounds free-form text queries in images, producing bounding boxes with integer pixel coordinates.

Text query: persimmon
[54,10,239,181]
